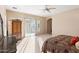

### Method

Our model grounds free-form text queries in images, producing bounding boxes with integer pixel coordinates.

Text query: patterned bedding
[42,35,79,53]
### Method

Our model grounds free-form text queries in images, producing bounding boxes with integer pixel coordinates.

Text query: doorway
[12,20,22,41]
[47,18,52,34]
[25,19,40,36]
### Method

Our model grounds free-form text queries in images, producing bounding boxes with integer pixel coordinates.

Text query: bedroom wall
[6,10,47,37]
[52,8,79,36]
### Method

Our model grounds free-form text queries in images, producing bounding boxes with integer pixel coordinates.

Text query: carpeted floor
[16,34,53,53]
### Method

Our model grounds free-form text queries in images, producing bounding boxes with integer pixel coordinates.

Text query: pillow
[70,36,79,45]
[75,41,79,49]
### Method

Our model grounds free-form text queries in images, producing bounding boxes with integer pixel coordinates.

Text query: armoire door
[12,20,22,41]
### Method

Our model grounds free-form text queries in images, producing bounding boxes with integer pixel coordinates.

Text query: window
[25,19,40,34]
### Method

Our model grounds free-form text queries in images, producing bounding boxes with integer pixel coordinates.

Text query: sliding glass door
[25,19,40,36]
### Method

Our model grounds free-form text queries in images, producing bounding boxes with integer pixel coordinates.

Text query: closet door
[12,20,22,41]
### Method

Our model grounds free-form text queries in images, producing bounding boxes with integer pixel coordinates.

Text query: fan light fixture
[12,7,17,9]
[43,5,56,13]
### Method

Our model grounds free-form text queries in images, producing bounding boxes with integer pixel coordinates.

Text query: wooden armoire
[12,20,22,41]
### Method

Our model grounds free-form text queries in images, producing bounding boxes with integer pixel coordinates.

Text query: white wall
[6,10,47,37]
[52,8,79,36]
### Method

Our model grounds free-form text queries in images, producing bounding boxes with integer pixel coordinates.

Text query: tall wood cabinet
[12,20,22,41]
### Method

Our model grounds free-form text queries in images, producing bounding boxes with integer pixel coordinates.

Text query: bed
[42,35,79,53]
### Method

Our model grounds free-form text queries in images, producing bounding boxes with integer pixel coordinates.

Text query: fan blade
[48,8,56,10]
[46,10,51,13]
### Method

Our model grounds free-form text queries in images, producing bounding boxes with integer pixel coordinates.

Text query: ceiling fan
[42,5,56,13]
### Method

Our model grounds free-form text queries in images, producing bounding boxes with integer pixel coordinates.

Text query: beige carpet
[16,34,53,53]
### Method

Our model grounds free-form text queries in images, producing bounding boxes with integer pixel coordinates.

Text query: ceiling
[6,5,79,17]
